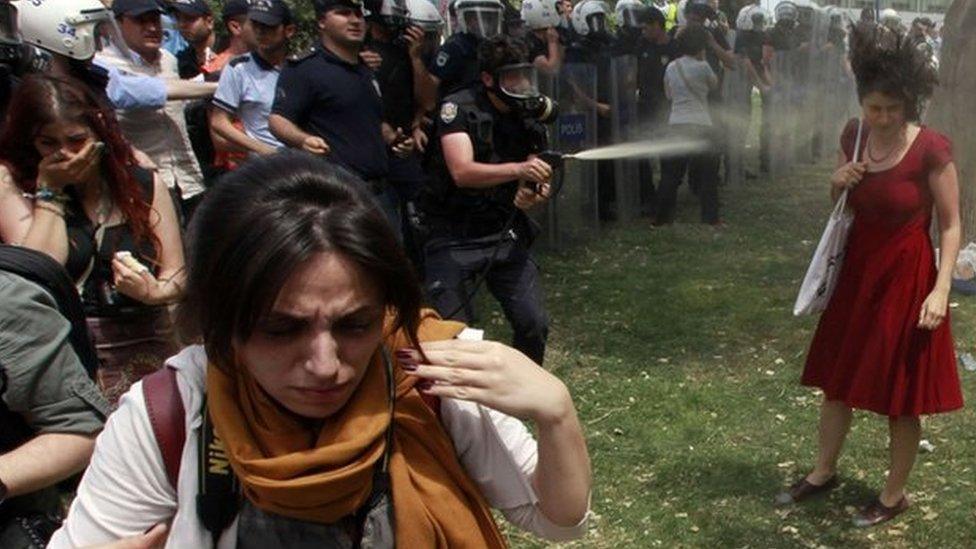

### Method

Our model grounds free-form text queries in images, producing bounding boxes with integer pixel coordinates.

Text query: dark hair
[677,25,709,57]
[478,34,529,74]
[849,24,938,121]
[177,151,424,370]
[0,74,157,253]
[645,6,666,27]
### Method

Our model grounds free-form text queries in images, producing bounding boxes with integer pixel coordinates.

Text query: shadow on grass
[644,455,883,548]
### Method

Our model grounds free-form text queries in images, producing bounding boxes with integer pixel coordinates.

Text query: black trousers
[655,124,720,224]
[423,233,548,365]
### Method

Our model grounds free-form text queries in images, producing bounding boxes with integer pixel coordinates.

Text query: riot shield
[536,63,600,249]
[609,55,641,221]
[719,52,755,187]
[767,50,796,179]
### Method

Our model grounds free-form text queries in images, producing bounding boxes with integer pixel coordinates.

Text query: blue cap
[249,0,294,25]
[168,0,212,17]
[112,0,166,18]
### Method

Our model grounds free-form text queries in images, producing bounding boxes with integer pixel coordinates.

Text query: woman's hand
[830,161,867,192]
[37,141,103,190]
[398,340,574,426]
[918,287,949,330]
[112,256,162,305]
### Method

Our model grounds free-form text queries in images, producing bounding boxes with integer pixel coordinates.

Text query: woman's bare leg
[807,399,853,484]
[880,416,921,506]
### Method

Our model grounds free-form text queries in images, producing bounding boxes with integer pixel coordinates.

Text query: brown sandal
[852,496,910,528]
[774,475,838,506]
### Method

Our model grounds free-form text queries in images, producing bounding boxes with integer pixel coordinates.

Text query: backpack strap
[142,366,186,489]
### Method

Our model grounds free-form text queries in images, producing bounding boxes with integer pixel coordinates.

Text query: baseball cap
[168,0,212,17]
[112,0,166,18]
[222,0,250,20]
[249,0,294,25]
[314,0,365,16]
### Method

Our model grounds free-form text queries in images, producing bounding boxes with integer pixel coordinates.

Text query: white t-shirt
[49,344,588,548]
[665,57,717,126]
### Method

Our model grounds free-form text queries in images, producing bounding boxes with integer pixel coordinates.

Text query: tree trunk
[926,0,976,242]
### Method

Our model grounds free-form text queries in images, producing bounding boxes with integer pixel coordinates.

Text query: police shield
[766,50,797,179]
[550,62,600,247]
[719,48,754,187]
[609,54,641,221]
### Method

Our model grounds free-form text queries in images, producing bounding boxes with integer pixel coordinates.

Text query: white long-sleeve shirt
[49,344,588,548]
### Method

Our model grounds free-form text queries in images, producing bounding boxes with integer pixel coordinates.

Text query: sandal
[774,475,838,506]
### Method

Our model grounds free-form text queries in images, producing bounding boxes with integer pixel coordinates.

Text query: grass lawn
[476,158,976,548]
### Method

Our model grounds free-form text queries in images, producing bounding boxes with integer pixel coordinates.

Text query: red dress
[802,120,964,417]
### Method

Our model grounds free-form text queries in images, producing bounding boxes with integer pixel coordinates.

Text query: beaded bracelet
[23,187,69,205]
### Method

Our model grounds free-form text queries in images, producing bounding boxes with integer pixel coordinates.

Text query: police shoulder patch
[288,48,316,65]
[228,53,251,67]
[440,102,459,124]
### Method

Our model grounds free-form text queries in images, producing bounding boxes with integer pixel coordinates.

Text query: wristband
[31,187,69,205]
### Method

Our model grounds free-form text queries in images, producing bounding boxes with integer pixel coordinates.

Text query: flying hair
[848,24,939,121]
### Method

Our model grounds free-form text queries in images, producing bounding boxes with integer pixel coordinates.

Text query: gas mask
[492,63,558,123]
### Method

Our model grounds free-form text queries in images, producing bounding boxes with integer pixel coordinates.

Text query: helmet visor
[619,7,644,28]
[462,7,502,38]
[83,9,131,57]
[497,63,539,98]
[586,12,607,33]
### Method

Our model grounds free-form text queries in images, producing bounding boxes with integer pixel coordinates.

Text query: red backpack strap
[142,366,186,490]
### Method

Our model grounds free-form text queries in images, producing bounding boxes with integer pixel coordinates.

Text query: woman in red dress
[777,26,964,526]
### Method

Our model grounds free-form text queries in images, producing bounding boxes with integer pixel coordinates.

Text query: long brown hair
[0,74,157,251]
[177,151,424,370]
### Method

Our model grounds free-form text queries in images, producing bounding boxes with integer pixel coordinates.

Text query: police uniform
[421,87,550,365]
[272,46,389,183]
[213,52,285,151]
[429,32,481,98]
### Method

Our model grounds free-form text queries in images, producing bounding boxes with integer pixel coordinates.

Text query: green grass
[475,159,976,548]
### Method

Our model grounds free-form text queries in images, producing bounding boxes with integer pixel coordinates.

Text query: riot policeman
[613,0,650,55]
[566,0,618,220]
[519,0,564,75]
[429,0,505,97]
[420,35,555,365]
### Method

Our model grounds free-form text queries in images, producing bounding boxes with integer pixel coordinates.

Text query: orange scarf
[207,312,507,548]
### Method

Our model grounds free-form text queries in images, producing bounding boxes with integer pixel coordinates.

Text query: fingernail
[396,349,416,361]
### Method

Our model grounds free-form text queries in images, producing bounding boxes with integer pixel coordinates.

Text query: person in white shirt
[49,151,591,548]
[95,0,208,218]
[210,0,295,157]
[655,24,722,226]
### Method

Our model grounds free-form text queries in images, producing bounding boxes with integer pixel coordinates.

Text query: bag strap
[837,118,865,210]
[196,399,240,546]
[142,367,186,490]
[675,59,708,112]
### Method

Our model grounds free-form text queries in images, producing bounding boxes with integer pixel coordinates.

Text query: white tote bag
[793,119,863,316]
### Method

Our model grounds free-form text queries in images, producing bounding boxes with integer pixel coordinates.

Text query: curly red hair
[0,74,158,255]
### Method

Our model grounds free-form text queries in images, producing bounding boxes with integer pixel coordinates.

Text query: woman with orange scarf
[49,151,591,548]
